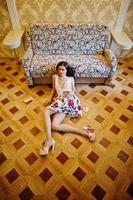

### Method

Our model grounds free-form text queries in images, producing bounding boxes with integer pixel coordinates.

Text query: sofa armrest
[104,48,117,81]
[22,48,34,86]
[23,48,33,70]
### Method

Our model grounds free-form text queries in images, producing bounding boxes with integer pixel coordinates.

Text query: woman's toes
[90,133,96,142]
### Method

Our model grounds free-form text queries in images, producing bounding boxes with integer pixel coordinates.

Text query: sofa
[22,24,117,86]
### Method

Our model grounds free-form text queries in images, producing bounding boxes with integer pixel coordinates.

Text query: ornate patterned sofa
[23,24,117,86]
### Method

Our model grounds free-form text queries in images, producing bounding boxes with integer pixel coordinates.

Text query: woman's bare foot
[39,139,55,156]
[81,126,96,142]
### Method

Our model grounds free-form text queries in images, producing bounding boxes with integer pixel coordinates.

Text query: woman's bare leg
[40,110,95,156]
[40,108,56,155]
[44,108,55,142]
[51,112,90,136]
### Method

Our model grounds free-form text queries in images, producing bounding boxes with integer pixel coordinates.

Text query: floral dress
[48,75,82,118]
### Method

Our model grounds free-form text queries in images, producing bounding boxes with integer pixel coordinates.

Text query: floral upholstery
[23,24,117,86]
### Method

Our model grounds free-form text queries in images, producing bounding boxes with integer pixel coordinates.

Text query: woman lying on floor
[40,61,96,156]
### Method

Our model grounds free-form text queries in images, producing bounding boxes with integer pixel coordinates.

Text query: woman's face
[58,65,67,78]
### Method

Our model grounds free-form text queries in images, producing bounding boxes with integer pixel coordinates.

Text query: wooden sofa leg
[104,78,112,86]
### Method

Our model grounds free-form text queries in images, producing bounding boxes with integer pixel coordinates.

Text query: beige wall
[0,0,132,58]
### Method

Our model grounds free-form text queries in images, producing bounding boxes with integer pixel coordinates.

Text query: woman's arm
[44,75,56,106]
[49,75,56,102]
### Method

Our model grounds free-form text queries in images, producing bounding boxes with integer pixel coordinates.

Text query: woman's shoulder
[70,76,74,82]
[52,75,58,85]
[52,74,58,80]
[52,74,57,78]
[67,76,74,85]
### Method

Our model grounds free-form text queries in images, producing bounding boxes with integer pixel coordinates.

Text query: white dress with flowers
[48,75,82,117]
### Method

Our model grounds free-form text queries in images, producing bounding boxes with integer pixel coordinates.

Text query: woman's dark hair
[56,61,75,78]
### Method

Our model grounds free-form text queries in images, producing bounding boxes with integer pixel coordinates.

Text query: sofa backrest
[26,24,111,55]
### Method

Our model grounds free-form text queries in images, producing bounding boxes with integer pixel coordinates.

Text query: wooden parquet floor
[0,58,133,200]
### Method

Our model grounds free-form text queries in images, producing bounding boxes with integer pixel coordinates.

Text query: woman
[40,61,96,156]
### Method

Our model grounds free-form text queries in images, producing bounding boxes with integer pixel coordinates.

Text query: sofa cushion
[30,24,111,55]
[30,54,110,79]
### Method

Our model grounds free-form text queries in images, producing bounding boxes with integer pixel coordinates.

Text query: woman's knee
[51,122,59,131]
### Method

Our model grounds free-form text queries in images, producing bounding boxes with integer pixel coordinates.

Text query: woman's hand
[68,91,74,97]
[43,99,52,106]
[77,110,83,118]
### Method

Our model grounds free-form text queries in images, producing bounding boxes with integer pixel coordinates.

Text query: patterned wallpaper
[16,0,120,26]
[0,0,132,58]
[0,1,13,57]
